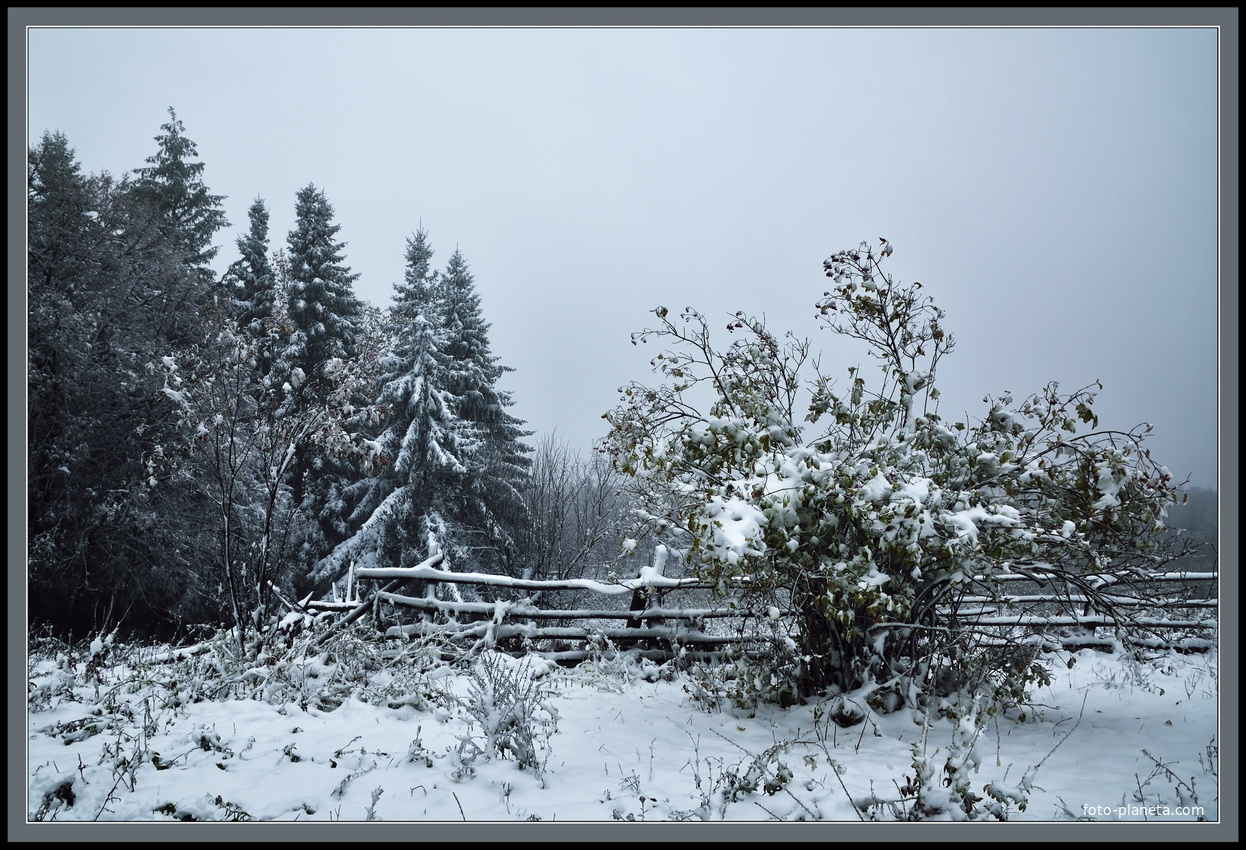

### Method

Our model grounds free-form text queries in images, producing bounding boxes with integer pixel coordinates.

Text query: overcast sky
[23,19,1223,490]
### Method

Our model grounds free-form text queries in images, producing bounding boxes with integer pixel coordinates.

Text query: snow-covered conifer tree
[263,184,368,579]
[275,183,363,404]
[310,228,476,591]
[221,197,277,334]
[131,106,229,281]
[29,129,222,635]
[435,248,532,575]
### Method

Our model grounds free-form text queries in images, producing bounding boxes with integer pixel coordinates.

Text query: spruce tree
[310,235,533,589]
[266,184,367,579]
[276,183,363,404]
[222,197,277,333]
[28,132,97,603]
[131,106,229,279]
[29,130,221,636]
[28,131,91,288]
[436,248,532,575]
[310,228,476,591]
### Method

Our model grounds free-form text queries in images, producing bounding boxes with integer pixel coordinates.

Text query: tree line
[28,108,631,648]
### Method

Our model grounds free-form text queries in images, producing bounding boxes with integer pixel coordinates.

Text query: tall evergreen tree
[435,248,532,575]
[28,131,221,637]
[268,184,367,578]
[390,226,438,325]
[28,131,92,290]
[222,197,277,332]
[131,106,229,279]
[276,183,363,404]
[28,132,97,595]
[310,229,476,591]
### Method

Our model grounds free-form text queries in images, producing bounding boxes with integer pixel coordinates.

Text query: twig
[827,759,864,822]
[334,735,362,758]
[1134,774,1150,819]
[783,785,818,820]
[708,726,751,755]
[453,791,466,821]
[93,776,124,822]
[753,800,782,820]
[1032,691,1087,772]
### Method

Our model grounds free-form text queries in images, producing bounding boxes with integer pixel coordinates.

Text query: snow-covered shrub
[210,619,454,712]
[567,633,679,693]
[27,631,86,710]
[452,651,559,784]
[682,642,802,713]
[603,240,1184,708]
[677,737,801,820]
[903,706,999,820]
[857,697,1041,821]
[719,740,796,801]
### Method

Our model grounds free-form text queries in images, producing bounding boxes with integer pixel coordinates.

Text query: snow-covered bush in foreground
[449,652,559,785]
[602,240,1187,708]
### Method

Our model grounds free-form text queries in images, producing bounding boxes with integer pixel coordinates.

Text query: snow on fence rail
[303,552,1218,662]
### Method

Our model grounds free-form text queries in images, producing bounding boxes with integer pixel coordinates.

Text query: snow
[1093,463,1125,511]
[355,559,697,596]
[160,386,189,407]
[859,471,892,502]
[703,496,767,563]
[24,642,1220,833]
[946,505,1022,547]
[635,544,669,584]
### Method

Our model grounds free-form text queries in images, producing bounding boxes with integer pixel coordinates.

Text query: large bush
[603,240,1184,706]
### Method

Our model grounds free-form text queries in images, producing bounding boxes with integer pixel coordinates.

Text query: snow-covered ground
[22,637,1221,838]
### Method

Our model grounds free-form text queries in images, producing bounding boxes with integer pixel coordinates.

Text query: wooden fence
[304,552,1218,663]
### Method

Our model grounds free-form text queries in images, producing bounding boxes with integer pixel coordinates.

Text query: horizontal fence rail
[304,553,1218,663]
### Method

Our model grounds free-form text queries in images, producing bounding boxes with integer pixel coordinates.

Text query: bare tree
[516,433,632,589]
